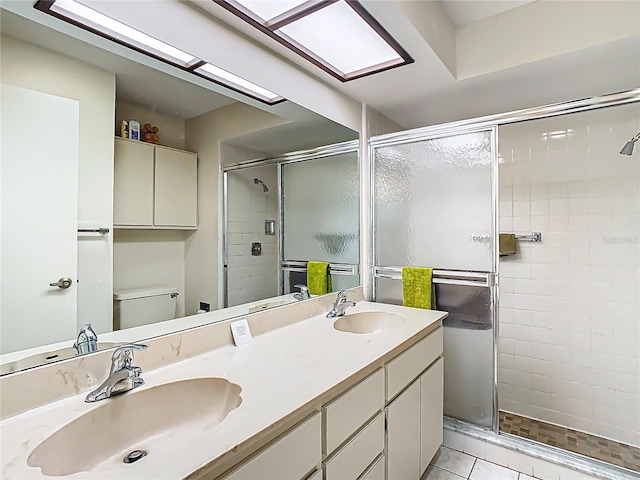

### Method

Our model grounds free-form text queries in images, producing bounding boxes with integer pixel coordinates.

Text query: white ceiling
[2,0,639,135]
[1,10,235,120]
[439,0,535,27]
[0,6,358,154]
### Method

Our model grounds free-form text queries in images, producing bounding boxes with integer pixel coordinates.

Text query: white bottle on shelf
[129,118,140,141]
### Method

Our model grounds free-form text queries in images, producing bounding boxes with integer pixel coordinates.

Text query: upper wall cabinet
[114,138,197,229]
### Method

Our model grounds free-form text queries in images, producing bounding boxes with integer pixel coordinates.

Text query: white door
[1,84,79,354]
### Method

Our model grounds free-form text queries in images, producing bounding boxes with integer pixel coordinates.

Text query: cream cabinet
[421,358,444,473]
[212,326,443,480]
[223,412,321,480]
[387,381,421,480]
[114,137,197,229]
[386,328,444,480]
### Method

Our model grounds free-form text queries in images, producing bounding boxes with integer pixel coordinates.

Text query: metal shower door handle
[50,277,72,289]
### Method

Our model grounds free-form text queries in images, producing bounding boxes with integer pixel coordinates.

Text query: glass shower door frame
[368,125,501,432]
[278,141,360,294]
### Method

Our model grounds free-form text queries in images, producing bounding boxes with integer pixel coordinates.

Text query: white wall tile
[498,103,640,447]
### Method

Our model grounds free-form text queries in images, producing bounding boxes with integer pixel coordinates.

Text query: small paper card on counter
[230,319,253,346]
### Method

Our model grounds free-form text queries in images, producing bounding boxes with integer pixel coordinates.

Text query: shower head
[253,177,269,193]
[620,132,640,155]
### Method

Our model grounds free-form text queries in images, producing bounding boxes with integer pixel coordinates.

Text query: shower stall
[367,90,640,477]
[222,141,360,307]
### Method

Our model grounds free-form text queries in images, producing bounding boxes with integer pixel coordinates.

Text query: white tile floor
[425,447,531,480]
[439,429,608,480]
[425,446,603,480]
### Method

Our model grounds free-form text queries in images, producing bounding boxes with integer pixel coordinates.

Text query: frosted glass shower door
[282,151,359,292]
[373,129,496,428]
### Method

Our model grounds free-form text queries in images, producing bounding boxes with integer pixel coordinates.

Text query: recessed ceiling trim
[32,0,286,105]
[215,0,414,82]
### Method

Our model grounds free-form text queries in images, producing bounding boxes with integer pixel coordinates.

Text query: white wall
[115,100,186,150]
[457,1,640,79]
[184,103,289,313]
[226,165,279,306]
[1,35,116,335]
[498,102,640,447]
[113,230,187,318]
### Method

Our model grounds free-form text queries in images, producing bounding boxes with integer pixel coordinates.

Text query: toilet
[113,287,178,330]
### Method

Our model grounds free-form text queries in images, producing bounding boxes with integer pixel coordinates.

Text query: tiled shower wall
[498,102,640,447]
[226,165,279,306]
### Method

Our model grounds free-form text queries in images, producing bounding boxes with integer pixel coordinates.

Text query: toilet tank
[113,287,178,330]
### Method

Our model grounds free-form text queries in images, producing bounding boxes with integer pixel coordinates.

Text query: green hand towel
[307,261,332,295]
[499,233,518,257]
[402,267,433,309]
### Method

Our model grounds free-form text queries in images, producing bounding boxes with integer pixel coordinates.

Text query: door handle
[50,277,73,289]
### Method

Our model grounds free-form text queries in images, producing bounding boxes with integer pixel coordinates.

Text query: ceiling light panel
[234,0,310,22]
[277,1,402,76]
[34,0,286,105]
[194,63,283,102]
[50,0,197,67]
[216,0,413,81]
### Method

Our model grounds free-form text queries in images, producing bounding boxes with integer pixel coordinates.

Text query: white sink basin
[248,299,295,312]
[0,343,121,375]
[333,312,407,334]
[27,377,242,476]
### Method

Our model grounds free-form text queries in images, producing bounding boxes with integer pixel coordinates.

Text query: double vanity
[0,288,446,479]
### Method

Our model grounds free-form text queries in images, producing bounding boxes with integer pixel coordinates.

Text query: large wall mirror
[0,4,358,376]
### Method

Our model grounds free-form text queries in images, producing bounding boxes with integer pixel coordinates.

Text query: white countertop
[0,300,445,479]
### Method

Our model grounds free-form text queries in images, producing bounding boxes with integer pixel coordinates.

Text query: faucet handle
[294,284,310,298]
[110,343,147,372]
[335,290,350,302]
[73,323,98,355]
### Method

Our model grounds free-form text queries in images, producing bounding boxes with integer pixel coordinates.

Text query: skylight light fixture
[48,0,197,67]
[194,63,283,103]
[34,0,286,105]
[216,0,413,81]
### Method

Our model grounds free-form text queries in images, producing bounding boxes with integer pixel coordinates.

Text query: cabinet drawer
[225,412,321,480]
[325,413,384,480]
[386,327,443,401]
[360,454,384,480]
[323,368,384,455]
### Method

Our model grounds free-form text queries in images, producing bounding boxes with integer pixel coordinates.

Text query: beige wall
[185,103,289,313]
[1,35,116,335]
[113,231,187,318]
[115,100,186,150]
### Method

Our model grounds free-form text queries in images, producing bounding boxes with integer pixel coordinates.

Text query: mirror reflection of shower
[620,132,640,155]
[253,177,269,193]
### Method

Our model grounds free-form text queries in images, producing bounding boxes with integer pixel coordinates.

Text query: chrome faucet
[293,284,311,301]
[73,324,98,355]
[326,290,356,318]
[85,344,147,403]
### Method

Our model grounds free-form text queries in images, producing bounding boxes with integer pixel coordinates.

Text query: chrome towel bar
[280,260,359,276]
[514,232,542,242]
[78,227,110,235]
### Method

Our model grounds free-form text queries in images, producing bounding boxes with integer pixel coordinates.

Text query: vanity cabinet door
[386,381,421,480]
[114,138,154,226]
[154,146,197,227]
[420,358,444,474]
